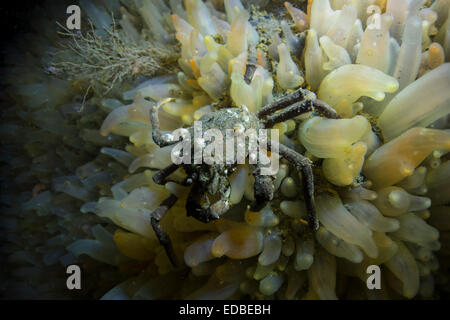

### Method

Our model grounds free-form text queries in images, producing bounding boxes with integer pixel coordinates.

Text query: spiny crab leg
[263,100,314,128]
[269,140,320,232]
[150,97,180,147]
[152,163,181,185]
[150,193,179,267]
[257,88,340,121]
[257,88,309,118]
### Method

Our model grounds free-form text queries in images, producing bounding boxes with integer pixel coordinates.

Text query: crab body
[148,88,340,265]
[182,107,263,220]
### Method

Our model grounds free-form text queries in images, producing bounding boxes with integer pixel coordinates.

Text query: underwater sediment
[0,0,450,300]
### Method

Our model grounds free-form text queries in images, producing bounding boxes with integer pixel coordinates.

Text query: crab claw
[250,175,274,212]
[186,197,230,223]
[193,209,220,223]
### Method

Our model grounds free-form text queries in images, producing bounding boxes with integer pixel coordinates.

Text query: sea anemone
[1,0,449,300]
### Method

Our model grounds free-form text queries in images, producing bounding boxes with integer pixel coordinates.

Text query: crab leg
[310,99,340,119]
[152,163,180,185]
[244,64,257,84]
[257,88,340,121]
[257,88,308,118]
[150,193,179,266]
[263,100,314,128]
[250,164,274,212]
[269,140,320,232]
[150,98,180,147]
